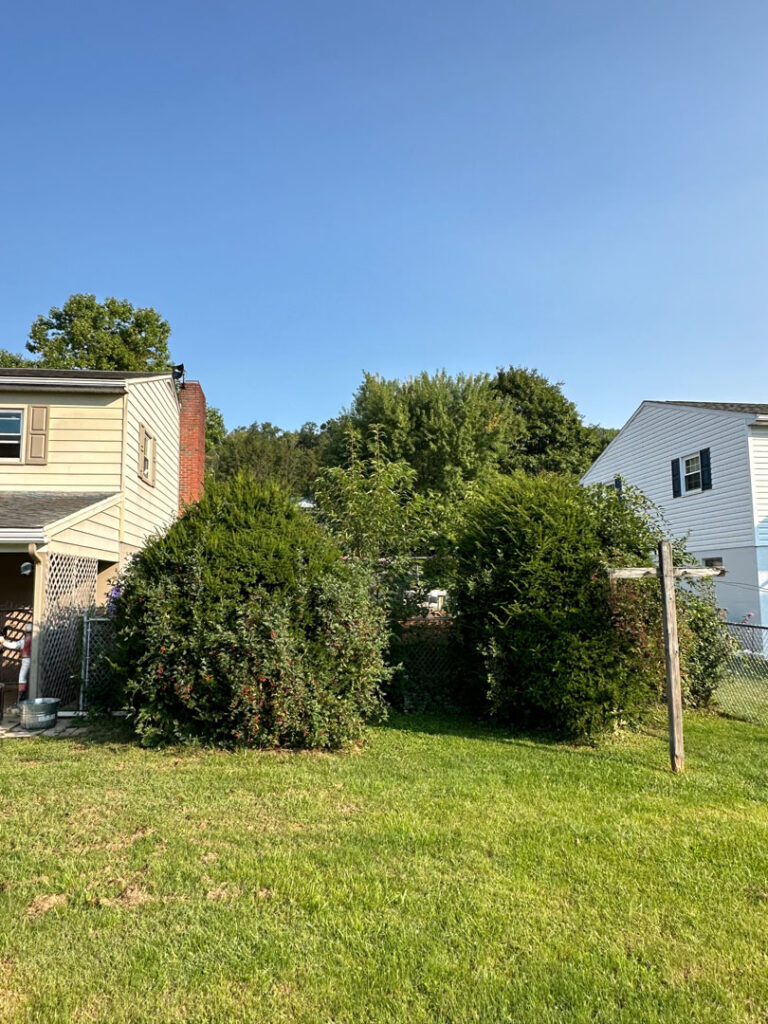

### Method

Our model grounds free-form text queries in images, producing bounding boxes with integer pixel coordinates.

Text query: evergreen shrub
[111,476,390,747]
[455,474,671,738]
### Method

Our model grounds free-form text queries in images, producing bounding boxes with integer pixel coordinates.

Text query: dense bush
[454,474,669,737]
[111,476,390,747]
[678,593,734,707]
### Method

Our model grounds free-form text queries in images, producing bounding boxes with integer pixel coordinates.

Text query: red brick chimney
[178,381,206,513]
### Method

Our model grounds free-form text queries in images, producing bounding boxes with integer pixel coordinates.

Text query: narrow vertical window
[138,425,156,485]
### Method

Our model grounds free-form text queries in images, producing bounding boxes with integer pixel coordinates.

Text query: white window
[0,410,23,461]
[683,453,702,493]
[138,425,156,485]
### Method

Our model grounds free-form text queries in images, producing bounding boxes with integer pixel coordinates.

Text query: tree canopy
[320,367,614,494]
[24,294,173,372]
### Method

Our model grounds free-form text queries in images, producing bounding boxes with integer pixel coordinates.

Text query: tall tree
[492,366,600,476]
[214,422,320,497]
[325,371,521,494]
[26,293,172,371]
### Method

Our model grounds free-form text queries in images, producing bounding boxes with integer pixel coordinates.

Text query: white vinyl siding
[122,378,179,552]
[0,391,123,490]
[582,402,755,550]
[748,426,768,546]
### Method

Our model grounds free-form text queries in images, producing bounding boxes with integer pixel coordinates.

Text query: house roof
[0,368,174,395]
[661,401,768,415]
[0,369,167,380]
[0,492,116,530]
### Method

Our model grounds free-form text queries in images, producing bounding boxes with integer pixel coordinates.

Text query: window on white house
[704,557,723,569]
[0,410,22,460]
[683,453,702,492]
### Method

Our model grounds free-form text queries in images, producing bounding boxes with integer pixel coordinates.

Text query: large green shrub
[454,474,670,738]
[111,476,390,747]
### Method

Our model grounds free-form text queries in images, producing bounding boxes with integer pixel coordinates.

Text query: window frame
[682,452,702,494]
[138,424,156,486]
[0,407,25,463]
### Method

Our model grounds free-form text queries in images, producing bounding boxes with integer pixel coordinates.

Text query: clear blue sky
[1,1,767,432]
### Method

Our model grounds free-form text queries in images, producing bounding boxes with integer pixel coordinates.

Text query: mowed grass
[2,713,768,1023]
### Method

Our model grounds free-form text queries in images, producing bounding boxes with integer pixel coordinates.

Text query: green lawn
[2,712,768,1024]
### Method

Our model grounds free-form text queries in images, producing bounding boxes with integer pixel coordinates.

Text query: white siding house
[581,401,768,626]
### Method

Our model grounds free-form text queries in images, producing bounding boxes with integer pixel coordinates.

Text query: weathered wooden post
[607,546,724,774]
[658,539,684,773]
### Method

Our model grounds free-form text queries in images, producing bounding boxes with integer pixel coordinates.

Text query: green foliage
[492,366,612,476]
[0,349,34,367]
[26,293,172,371]
[325,370,519,494]
[205,406,227,468]
[454,474,668,737]
[678,592,734,707]
[314,428,447,623]
[214,421,322,497]
[111,476,389,748]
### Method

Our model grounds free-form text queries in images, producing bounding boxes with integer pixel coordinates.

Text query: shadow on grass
[379,709,585,749]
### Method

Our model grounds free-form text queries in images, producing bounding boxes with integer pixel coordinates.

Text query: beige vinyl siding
[0,390,124,491]
[122,378,180,551]
[47,502,122,560]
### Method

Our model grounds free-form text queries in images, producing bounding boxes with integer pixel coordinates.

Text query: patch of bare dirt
[27,893,68,917]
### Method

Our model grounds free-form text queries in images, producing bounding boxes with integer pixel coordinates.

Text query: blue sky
[1,1,767,431]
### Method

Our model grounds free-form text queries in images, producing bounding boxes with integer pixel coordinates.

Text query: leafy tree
[492,366,612,476]
[325,371,520,494]
[204,406,227,470]
[314,428,445,622]
[0,349,33,367]
[214,421,321,497]
[26,293,172,372]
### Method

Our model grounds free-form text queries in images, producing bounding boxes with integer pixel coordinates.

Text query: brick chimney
[178,381,206,513]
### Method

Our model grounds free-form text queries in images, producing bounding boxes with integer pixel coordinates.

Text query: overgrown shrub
[111,476,390,747]
[454,474,669,738]
[454,474,733,736]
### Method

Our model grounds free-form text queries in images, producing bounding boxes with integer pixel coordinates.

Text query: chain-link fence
[718,623,768,725]
[81,614,115,711]
[388,617,471,713]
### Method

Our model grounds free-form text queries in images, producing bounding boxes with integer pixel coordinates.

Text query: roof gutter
[752,415,768,425]
[0,376,128,393]
[0,529,47,545]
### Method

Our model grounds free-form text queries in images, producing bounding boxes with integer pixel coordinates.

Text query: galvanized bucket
[20,698,61,731]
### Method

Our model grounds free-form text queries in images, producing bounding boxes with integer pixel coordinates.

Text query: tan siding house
[0,369,206,706]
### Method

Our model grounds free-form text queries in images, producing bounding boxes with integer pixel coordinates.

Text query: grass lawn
[2,712,768,1024]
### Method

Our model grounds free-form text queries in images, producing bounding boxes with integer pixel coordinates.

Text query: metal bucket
[20,698,61,731]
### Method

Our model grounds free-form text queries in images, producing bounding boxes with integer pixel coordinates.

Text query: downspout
[27,543,45,700]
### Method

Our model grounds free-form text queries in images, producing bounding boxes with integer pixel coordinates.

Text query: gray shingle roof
[0,492,116,529]
[662,401,768,414]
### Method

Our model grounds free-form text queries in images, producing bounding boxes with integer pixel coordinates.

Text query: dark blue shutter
[671,458,681,498]
[700,447,712,490]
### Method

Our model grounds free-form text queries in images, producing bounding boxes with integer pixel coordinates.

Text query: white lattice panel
[40,554,98,704]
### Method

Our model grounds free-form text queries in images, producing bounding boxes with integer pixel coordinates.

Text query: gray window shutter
[26,405,49,465]
[671,458,681,498]
[700,448,712,490]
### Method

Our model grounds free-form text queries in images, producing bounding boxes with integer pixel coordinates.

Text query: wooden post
[658,539,684,773]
